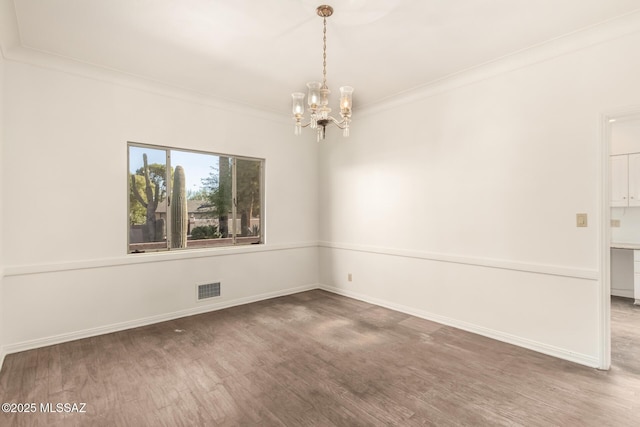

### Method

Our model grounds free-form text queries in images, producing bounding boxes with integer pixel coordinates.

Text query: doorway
[602,110,640,370]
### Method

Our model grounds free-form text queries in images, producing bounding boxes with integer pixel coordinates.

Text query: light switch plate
[576,213,588,227]
[611,219,621,227]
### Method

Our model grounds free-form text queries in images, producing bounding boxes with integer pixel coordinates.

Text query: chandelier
[291,5,353,142]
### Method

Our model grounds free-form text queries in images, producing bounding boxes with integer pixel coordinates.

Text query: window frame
[127,141,265,254]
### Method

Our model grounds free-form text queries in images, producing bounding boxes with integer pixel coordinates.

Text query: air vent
[197,282,221,300]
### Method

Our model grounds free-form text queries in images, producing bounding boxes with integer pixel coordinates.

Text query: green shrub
[190,225,221,240]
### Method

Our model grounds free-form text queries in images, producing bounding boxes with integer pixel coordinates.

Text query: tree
[236,159,261,236]
[129,175,147,225]
[187,188,208,200]
[201,157,232,238]
[130,154,168,241]
[201,157,260,238]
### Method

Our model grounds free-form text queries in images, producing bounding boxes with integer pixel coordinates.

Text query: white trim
[2,6,640,120]
[9,240,593,280]
[0,0,20,59]
[359,10,640,116]
[3,241,318,277]
[1,282,602,368]
[319,241,599,281]
[599,112,612,370]
[2,283,318,356]
[611,289,634,299]
[319,284,599,368]
[0,265,4,372]
[1,46,287,125]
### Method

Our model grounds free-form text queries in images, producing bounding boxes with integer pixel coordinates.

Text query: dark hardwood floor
[611,296,640,376]
[0,290,639,426]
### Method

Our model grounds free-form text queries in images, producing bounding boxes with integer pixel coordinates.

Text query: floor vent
[197,282,221,300]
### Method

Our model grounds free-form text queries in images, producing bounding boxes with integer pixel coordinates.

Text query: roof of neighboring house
[154,199,216,214]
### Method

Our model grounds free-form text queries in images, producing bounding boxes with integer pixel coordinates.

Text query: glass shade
[291,92,305,115]
[339,86,353,114]
[307,82,321,108]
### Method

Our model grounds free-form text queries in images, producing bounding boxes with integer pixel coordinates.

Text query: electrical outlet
[611,219,621,227]
[348,273,352,282]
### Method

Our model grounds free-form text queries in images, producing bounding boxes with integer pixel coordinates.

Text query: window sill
[129,236,261,253]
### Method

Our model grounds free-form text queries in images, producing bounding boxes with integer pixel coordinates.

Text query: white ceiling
[5,0,640,113]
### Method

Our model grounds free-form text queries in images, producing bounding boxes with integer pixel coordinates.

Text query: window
[128,142,263,253]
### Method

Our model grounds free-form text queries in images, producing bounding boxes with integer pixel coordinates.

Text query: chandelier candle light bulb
[340,86,353,113]
[292,92,305,135]
[291,5,353,141]
[308,82,321,108]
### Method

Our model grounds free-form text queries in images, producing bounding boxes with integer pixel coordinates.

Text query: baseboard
[2,282,600,369]
[319,284,599,368]
[611,288,634,299]
[2,283,319,356]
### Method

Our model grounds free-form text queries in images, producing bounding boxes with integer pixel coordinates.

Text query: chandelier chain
[322,16,327,89]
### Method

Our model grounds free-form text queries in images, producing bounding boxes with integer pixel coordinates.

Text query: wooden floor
[0,291,639,426]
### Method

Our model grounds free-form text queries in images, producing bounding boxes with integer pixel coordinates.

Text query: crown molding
[4,45,289,124]
[0,0,287,126]
[0,0,20,59]
[2,0,639,120]
[358,9,640,117]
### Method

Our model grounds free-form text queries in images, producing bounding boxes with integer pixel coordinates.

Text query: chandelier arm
[326,116,349,129]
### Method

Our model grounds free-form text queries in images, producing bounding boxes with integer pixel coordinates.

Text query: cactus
[171,166,188,248]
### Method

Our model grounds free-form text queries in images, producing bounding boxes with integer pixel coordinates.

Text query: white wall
[319,29,640,367]
[3,12,640,370]
[1,58,319,352]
